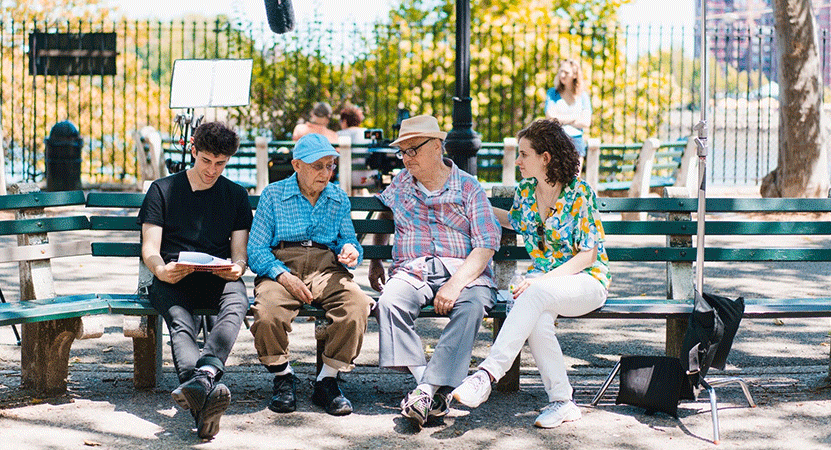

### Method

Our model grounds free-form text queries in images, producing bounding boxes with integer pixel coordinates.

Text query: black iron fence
[1,19,829,186]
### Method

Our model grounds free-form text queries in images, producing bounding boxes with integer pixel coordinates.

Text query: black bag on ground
[681,291,745,386]
[615,355,692,418]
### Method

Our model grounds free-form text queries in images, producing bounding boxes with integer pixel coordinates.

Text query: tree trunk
[761,0,829,198]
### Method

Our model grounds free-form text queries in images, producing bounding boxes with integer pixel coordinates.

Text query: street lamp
[444,0,481,175]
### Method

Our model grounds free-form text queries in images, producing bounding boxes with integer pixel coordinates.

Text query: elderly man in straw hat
[369,115,501,426]
[248,133,374,416]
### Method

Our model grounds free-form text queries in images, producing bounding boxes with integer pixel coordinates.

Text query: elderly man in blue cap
[248,133,373,416]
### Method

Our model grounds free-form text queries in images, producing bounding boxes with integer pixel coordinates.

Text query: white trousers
[478,272,607,402]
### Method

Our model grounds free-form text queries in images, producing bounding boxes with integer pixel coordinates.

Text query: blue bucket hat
[293,133,339,163]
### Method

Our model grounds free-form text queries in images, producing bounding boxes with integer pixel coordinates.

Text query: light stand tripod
[165,108,204,174]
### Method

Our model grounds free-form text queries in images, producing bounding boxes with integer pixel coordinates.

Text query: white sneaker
[534,400,581,428]
[451,370,492,408]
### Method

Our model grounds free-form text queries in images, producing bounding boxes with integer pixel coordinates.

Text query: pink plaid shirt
[377,158,501,288]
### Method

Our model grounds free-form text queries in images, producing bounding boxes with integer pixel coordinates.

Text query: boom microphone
[264,0,295,34]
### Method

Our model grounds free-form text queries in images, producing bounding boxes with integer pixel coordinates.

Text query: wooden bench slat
[0,240,91,263]
[0,294,109,326]
[0,190,86,210]
[85,192,145,208]
[91,242,142,257]
[705,198,831,212]
[353,219,395,234]
[602,221,831,235]
[90,216,140,231]
[0,215,90,235]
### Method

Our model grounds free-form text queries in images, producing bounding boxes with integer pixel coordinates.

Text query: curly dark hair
[517,119,579,186]
[192,121,239,157]
[339,105,365,128]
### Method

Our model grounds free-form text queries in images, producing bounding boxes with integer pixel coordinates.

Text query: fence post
[338,135,352,193]
[673,136,698,196]
[134,126,164,186]
[585,138,601,191]
[502,137,517,186]
[622,138,660,220]
[255,137,270,194]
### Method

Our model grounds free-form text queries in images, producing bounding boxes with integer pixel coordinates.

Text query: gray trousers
[375,257,496,388]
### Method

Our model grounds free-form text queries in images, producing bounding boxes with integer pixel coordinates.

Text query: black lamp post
[443,0,480,175]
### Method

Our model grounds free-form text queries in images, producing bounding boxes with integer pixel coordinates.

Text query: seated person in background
[336,104,370,145]
[452,119,610,429]
[292,101,340,144]
[248,133,374,416]
[138,121,252,440]
[369,114,502,427]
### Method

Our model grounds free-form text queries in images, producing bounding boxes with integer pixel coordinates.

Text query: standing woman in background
[545,59,592,173]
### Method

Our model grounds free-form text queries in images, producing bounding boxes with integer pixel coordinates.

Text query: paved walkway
[2,186,831,449]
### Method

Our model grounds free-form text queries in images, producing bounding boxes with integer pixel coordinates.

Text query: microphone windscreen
[264,0,295,34]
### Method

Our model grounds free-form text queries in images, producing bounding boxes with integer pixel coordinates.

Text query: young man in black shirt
[138,121,252,439]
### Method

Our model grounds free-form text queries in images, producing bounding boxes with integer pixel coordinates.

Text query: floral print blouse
[508,177,611,289]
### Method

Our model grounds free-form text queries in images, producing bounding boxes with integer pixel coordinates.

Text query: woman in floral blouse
[452,119,610,428]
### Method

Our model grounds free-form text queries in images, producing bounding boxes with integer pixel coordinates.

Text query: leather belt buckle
[300,239,313,247]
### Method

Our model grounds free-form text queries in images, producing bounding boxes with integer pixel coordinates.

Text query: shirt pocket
[434,201,468,233]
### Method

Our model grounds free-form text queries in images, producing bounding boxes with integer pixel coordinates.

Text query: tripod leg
[701,378,720,444]
[591,361,621,406]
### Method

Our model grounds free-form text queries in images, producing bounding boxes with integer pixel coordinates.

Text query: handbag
[615,355,693,418]
[681,292,745,386]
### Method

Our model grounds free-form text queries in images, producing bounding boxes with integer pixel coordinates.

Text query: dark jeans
[150,273,248,383]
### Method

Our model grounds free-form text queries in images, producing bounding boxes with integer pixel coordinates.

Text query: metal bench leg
[591,361,621,406]
[314,318,328,376]
[492,316,520,392]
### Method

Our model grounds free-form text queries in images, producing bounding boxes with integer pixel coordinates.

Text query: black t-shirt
[137,172,253,264]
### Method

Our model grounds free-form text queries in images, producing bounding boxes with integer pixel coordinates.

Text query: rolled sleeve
[465,183,501,251]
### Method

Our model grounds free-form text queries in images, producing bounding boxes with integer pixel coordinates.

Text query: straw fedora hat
[390,115,448,146]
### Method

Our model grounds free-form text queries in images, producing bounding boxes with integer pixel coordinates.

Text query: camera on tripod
[362,109,410,188]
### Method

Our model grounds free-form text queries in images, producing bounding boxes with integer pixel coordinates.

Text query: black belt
[278,240,329,250]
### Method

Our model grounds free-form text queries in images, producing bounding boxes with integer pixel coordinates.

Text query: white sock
[198,365,218,377]
[316,363,340,381]
[416,383,437,398]
[408,366,426,383]
[273,363,293,376]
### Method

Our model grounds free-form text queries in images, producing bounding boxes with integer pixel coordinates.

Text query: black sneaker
[197,382,231,439]
[269,373,298,413]
[312,377,353,416]
[171,369,212,414]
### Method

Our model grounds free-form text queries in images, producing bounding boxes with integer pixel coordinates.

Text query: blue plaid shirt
[248,173,362,280]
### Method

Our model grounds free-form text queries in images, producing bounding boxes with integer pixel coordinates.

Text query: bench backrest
[0,187,91,302]
[86,191,831,264]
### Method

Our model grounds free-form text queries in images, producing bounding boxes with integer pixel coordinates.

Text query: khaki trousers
[250,246,373,371]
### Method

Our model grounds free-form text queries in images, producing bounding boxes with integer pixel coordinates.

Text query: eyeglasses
[395,138,433,159]
[536,223,546,251]
[309,162,337,172]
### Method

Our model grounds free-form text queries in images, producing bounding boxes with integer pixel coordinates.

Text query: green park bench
[4,183,831,397]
